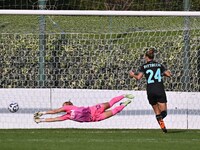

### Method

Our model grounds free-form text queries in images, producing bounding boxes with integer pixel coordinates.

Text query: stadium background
[0,1,200,150]
[0,0,199,92]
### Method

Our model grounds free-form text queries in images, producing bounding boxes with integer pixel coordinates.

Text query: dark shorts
[147,92,167,105]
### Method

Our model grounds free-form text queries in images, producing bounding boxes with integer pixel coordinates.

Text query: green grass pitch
[0,129,199,150]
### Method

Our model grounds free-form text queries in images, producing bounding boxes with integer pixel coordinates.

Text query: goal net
[0,0,200,129]
[0,10,199,91]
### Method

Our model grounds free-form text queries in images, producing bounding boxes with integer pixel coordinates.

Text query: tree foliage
[0,0,200,11]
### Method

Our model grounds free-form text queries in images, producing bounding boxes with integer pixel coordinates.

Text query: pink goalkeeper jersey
[59,105,92,122]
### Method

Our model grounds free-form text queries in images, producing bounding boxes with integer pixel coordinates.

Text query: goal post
[0,10,200,129]
[0,10,200,16]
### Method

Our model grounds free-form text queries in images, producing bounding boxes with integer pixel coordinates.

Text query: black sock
[161,111,167,119]
[156,114,162,122]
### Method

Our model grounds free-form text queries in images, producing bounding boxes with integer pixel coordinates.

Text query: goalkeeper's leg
[96,99,132,121]
[100,94,134,112]
[106,94,134,108]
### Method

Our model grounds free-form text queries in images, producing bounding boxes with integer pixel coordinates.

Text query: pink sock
[109,95,124,107]
[111,105,125,115]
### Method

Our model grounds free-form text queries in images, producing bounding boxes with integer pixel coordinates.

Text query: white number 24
[146,68,162,84]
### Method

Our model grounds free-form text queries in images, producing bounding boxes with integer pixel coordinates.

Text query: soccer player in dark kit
[129,48,171,133]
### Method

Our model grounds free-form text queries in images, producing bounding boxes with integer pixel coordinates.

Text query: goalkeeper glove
[34,117,41,124]
[34,111,45,118]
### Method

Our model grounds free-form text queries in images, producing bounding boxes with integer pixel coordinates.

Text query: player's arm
[34,107,65,118]
[34,116,64,123]
[43,117,63,122]
[34,113,69,123]
[129,70,143,80]
[45,107,65,114]
[163,70,172,77]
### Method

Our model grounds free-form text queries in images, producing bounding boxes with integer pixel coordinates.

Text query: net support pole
[182,0,190,92]
[198,50,200,91]
[183,0,190,130]
[38,0,46,87]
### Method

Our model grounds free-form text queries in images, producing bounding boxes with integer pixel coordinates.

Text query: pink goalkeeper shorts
[89,104,106,122]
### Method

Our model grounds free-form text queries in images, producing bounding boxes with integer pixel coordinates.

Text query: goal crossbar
[0,10,200,16]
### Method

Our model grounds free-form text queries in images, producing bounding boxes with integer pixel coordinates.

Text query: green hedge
[1,0,200,11]
[0,32,199,91]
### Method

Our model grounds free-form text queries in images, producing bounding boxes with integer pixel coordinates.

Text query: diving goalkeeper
[34,94,134,123]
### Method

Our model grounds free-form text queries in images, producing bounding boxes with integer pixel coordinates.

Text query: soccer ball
[8,102,19,113]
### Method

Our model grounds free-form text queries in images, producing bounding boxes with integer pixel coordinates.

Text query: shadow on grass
[167,130,188,134]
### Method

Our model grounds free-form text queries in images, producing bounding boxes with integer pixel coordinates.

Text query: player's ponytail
[145,48,155,59]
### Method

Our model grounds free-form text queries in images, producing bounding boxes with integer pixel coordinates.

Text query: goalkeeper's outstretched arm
[34,108,66,123]
[35,116,63,123]
[34,107,65,118]
[43,108,65,114]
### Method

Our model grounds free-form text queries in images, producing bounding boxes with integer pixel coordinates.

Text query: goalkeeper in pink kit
[34,94,134,123]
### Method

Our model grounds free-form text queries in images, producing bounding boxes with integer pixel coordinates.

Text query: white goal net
[0,8,200,129]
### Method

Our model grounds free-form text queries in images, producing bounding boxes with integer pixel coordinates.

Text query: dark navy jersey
[138,60,167,93]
